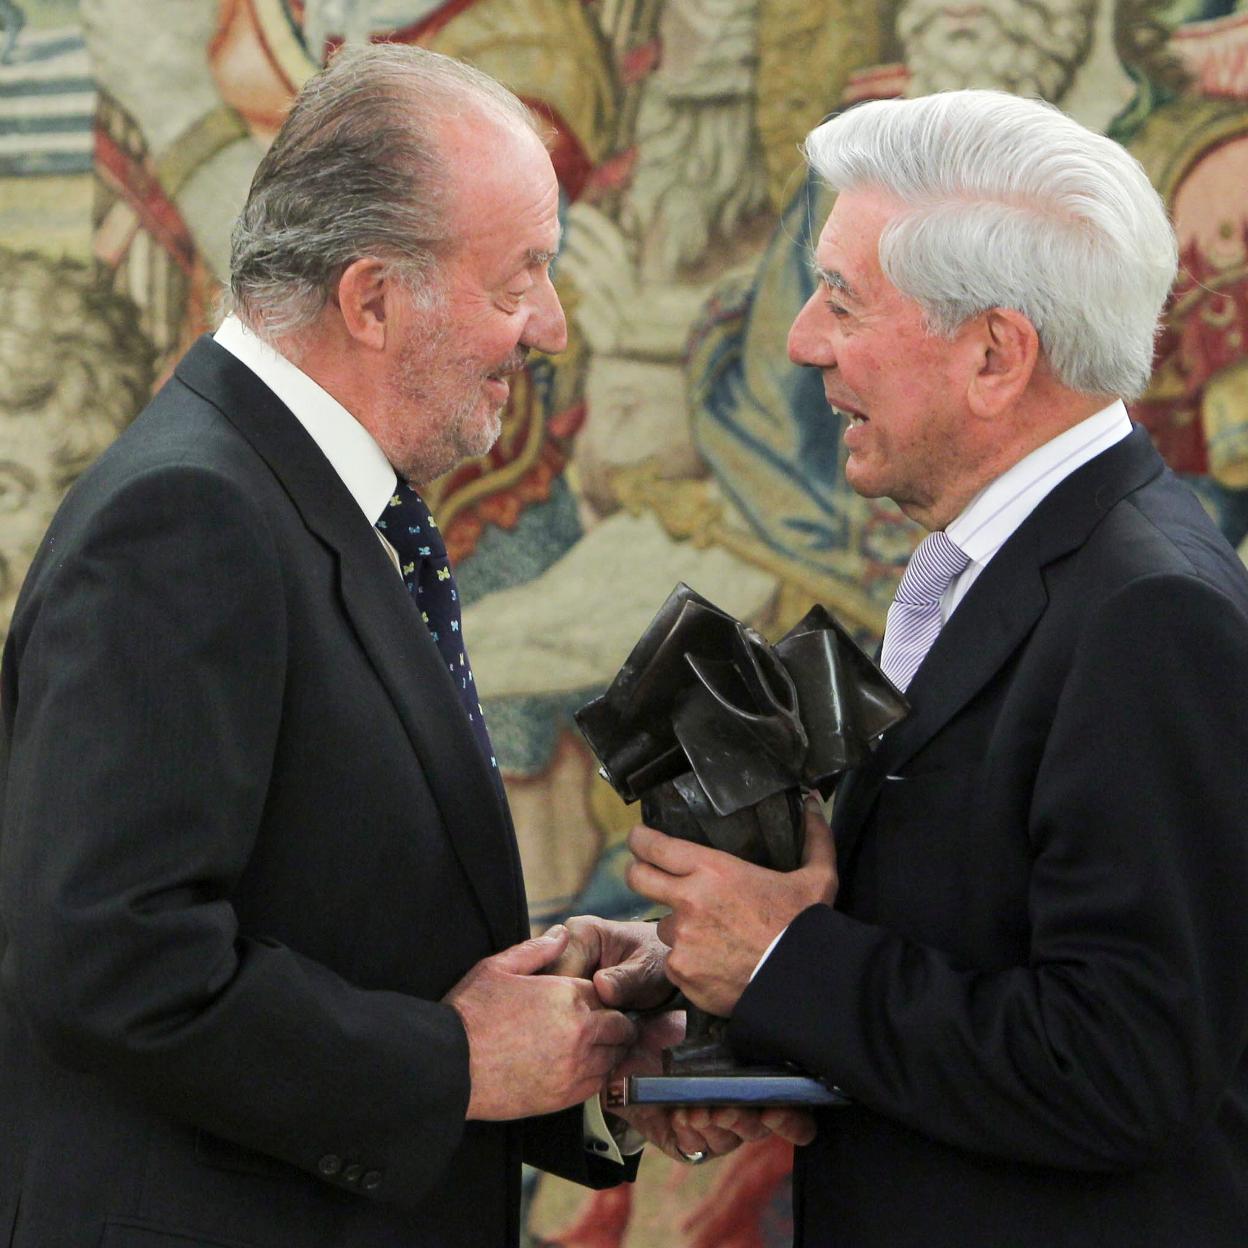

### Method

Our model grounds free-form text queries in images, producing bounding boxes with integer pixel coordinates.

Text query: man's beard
[388,315,526,487]
[898,0,1098,102]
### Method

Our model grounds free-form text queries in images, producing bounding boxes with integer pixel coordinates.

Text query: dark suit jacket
[0,338,629,1248]
[731,427,1248,1246]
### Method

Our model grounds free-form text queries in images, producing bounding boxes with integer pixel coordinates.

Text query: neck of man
[924,380,1120,532]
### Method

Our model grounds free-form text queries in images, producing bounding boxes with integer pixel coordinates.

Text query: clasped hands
[444,799,836,1165]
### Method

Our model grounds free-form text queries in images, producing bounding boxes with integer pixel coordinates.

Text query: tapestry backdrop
[3,0,1247,1242]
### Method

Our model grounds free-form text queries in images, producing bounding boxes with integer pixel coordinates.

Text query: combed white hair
[802,90,1178,399]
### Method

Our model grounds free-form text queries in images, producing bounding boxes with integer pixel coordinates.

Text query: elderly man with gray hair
[627,90,1248,1246]
[0,42,814,1248]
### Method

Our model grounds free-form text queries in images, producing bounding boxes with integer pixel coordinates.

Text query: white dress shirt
[943,399,1132,619]
[214,315,397,524]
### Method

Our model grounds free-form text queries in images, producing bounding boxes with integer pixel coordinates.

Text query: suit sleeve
[0,464,471,1209]
[729,571,1248,1171]
[520,1107,641,1187]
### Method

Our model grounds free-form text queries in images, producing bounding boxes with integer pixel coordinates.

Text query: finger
[587,1009,638,1049]
[625,858,682,909]
[628,823,704,875]
[698,1124,745,1155]
[544,921,601,979]
[672,1121,710,1158]
[800,797,836,871]
[709,1107,768,1142]
[594,961,671,1011]
[761,1107,817,1146]
[633,1010,685,1051]
[544,949,590,979]
[493,926,570,976]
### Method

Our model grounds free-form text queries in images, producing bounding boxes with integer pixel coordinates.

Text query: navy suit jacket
[732,427,1248,1246]
[0,338,629,1248]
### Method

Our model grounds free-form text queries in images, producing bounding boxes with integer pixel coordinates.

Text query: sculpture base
[606,1071,849,1108]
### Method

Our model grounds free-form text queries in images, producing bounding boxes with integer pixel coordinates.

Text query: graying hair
[228,43,538,340]
[802,90,1178,399]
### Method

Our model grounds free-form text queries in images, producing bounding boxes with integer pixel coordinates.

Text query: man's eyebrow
[810,261,858,300]
[526,245,559,268]
[813,263,853,299]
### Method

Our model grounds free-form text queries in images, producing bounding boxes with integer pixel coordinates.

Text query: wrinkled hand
[626,798,837,1016]
[444,926,636,1121]
[545,915,673,1011]
[603,1011,816,1162]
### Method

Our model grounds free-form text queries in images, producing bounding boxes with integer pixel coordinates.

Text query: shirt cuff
[583,1096,644,1164]
[751,923,790,981]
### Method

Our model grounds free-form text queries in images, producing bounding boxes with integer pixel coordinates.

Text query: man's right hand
[444,926,637,1121]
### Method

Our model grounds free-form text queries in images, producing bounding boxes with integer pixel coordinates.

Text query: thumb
[595,959,671,1010]
[492,925,570,976]
[800,797,836,870]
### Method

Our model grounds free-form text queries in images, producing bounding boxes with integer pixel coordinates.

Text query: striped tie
[880,530,970,693]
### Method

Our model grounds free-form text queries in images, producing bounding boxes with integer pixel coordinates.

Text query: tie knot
[377,480,447,559]
[895,530,969,607]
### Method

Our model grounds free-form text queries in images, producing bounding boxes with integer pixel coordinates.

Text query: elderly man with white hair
[628,90,1248,1246]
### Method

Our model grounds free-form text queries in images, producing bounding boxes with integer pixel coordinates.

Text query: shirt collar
[946,399,1132,568]
[213,314,398,524]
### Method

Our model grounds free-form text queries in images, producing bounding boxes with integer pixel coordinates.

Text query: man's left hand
[544,914,673,1011]
[626,797,838,1016]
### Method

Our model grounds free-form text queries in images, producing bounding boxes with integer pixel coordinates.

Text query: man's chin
[460,408,504,461]
[843,459,888,502]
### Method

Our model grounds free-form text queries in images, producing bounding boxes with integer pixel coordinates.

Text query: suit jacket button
[318,1154,342,1177]
[343,1163,364,1184]
[362,1170,383,1191]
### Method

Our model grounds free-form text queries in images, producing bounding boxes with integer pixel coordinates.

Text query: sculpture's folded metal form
[578,584,908,1105]
[577,583,908,872]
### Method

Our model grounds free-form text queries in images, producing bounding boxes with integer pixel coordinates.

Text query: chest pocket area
[852,767,990,957]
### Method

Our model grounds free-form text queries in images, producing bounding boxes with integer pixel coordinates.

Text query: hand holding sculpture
[627,798,839,1017]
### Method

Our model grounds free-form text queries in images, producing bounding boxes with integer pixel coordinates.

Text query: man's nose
[787,293,833,368]
[524,275,568,356]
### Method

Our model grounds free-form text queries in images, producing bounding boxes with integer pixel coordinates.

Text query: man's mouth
[828,399,867,426]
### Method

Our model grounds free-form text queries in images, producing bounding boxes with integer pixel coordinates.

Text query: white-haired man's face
[898,0,1100,102]
[786,187,991,532]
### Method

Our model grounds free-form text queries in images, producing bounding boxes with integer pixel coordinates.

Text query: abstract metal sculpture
[578,583,908,1104]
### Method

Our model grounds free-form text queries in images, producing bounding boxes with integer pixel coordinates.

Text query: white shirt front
[214,315,397,526]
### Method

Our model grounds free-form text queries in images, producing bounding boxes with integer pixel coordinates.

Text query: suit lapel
[835,426,1165,867]
[175,337,522,949]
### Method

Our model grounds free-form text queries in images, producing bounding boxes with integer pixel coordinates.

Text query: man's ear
[966,308,1039,418]
[335,257,391,351]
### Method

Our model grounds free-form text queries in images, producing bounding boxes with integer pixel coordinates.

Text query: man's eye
[825,300,849,318]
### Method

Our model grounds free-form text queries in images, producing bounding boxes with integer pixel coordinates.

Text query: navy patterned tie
[880,530,970,693]
[376,481,498,772]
